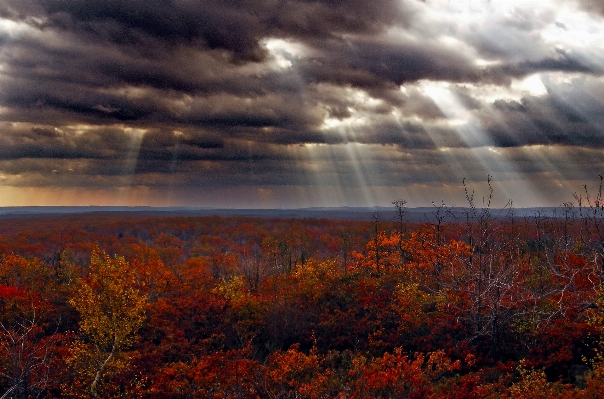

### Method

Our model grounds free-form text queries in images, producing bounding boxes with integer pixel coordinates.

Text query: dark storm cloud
[575,0,604,15]
[0,0,603,206]
[0,0,408,61]
[479,76,604,148]
[497,53,603,78]
[0,0,479,110]
[0,124,127,159]
[1,0,593,133]
[0,124,231,161]
[296,37,482,90]
[318,121,444,149]
[485,101,604,148]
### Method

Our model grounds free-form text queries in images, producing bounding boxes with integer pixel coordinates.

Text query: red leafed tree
[349,349,459,399]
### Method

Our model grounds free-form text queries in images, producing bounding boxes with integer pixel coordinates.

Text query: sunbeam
[116,127,146,205]
[418,80,542,206]
[295,143,346,207]
[318,89,387,207]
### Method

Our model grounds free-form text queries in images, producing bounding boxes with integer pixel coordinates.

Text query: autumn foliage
[1,198,604,398]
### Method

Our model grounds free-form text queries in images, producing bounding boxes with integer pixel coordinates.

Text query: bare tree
[238,242,270,292]
[392,199,408,267]
[439,176,520,359]
[0,309,58,399]
[575,175,604,285]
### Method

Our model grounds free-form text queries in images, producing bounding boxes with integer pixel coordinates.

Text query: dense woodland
[2,187,604,398]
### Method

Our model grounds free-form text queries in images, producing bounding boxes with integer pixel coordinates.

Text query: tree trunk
[90,337,117,398]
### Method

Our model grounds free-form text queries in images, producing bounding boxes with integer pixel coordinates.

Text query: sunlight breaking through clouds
[419,79,542,205]
[0,0,603,207]
[263,38,308,70]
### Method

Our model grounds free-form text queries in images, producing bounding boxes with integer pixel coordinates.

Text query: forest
[2,186,604,398]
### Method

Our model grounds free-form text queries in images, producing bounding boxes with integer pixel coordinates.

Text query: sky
[1,0,603,208]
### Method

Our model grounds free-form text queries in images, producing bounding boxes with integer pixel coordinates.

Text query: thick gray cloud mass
[0,0,603,207]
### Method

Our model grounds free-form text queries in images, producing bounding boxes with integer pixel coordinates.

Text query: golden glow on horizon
[0,176,591,209]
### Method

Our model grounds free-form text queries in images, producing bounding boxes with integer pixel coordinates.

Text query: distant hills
[0,205,574,222]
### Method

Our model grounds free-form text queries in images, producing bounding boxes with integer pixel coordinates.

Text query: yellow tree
[68,248,146,398]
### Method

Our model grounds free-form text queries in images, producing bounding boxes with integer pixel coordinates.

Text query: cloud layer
[1,0,603,207]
